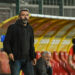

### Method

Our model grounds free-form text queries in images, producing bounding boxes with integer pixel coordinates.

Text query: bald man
[36,51,52,75]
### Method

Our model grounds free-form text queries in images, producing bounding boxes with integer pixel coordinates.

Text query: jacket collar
[15,19,29,28]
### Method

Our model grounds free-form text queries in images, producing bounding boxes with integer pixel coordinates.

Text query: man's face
[44,53,51,62]
[19,11,29,24]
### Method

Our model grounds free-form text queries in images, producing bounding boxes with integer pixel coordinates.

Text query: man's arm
[3,26,12,55]
[30,27,36,60]
[46,61,52,75]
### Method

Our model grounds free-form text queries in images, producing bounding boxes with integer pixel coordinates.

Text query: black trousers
[9,59,34,75]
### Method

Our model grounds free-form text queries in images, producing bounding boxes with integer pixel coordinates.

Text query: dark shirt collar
[15,19,29,28]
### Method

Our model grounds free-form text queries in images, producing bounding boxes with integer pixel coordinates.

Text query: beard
[20,18,28,25]
[22,18,28,24]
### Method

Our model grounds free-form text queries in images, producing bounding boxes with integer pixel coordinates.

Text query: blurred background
[0,0,75,75]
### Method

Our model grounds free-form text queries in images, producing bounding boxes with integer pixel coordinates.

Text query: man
[68,38,75,69]
[36,51,52,75]
[3,8,36,75]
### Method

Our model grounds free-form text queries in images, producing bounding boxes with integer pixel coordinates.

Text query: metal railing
[0,0,75,22]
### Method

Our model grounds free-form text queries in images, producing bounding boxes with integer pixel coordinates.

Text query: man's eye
[22,14,25,16]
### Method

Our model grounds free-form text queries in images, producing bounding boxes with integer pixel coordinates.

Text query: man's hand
[9,53,14,61]
[32,58,36,66]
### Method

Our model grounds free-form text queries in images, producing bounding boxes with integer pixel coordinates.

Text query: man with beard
[3,8,36,75]
[36,51,52,75]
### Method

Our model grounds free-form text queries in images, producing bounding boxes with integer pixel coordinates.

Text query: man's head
[19,8,30,25]
[41,51,51,62]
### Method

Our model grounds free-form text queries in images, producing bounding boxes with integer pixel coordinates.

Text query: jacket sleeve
[47,67,52,75]
[30,27,36,60]
[36,59,48,75]
[3,26,13,55]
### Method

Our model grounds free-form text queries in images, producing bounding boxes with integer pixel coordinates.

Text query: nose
[24,16,26,18]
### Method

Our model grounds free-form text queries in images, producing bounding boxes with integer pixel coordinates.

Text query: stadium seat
[59,51,66,67]
[64,52,68,61]
[36,51,41,59]
[65,64,75,75]
[64,52,75,75]
[59,51,64,60]
[53,51,69,75]
[64,52,68,64]
[53,51,60,63]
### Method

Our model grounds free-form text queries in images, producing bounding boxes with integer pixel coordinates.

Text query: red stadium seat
[52,51,69,75]
[64,52,75,75]
[53,51,60,63]
[59,51,66,67]
[64,52,68,61]
[36,51,41,60]
[59,51,64,61]
[65,64,75,75]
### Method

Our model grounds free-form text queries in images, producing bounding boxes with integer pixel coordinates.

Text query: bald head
[41,51,51,56]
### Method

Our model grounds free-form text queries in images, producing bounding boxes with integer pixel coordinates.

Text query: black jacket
[36,57,52,75]
[3,19,35,60]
